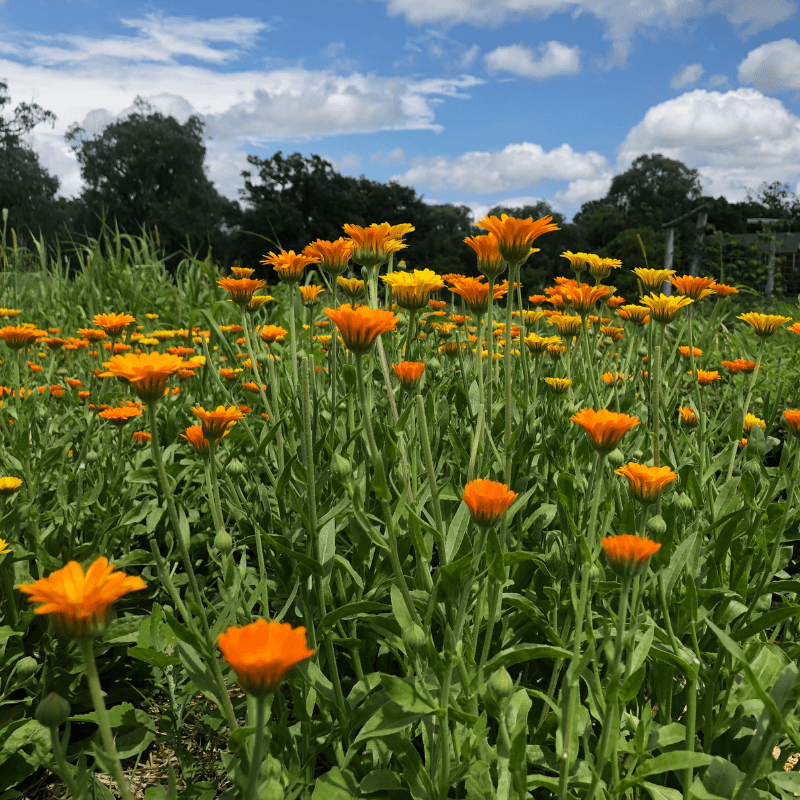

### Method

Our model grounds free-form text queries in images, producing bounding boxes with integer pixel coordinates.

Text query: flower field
[2,218,800,799]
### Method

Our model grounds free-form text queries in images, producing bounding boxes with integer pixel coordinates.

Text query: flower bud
[214,530,233,553]
[36,692,71,728]
[85,450,100,464]
[606,448,625,469]
[402,623,427,654]
[15,656,38,679]
[488,667,514,701]
[331,453,352,481]
[646,514,667,537]
[226,457,248,477]
[676,492,693,514]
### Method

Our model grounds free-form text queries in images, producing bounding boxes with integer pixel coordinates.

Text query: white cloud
[390,141,610,194]
[618,88,800,200]
[670,63,704,90]
[708,74,729,86]
[371,148,408,165]
[485,41,580,79]
[381,0,797,61]
[737,38,800,93]
[329,154,362,171]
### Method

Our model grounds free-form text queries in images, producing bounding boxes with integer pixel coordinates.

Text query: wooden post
[689,210,709,277]
[663,227,674,295]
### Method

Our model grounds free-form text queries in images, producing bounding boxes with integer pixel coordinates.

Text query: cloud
[485,42,580,79]
[670,63,704,90]
[381,0,797,62]
[371,148,408,165]
[737,38,800,93]
[328,154,362,171]
[708,74,729,86]
[395,29,482,71]
[390,141,610,194]
[618,88,800,200]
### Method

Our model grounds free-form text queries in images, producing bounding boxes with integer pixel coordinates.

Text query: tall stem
[246,695,268,800]
[653,325,665,467]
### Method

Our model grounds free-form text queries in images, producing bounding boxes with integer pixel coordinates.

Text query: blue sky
[1,0,799,221]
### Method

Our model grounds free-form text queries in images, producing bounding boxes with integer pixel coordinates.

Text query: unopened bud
[646,514,667,537]
[676,492,693,514]
[15,656,38,679]
[214,530,233,553]
[85,450,99,463]
[488,667,514,701]
[331,453,352,481]
[36,692,71,728]
[402,623,426,654]
[226,457,247,477]
[606,448,625,469]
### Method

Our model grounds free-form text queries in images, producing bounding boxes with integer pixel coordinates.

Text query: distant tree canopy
[237,151,475,278]
[66,98,239,261]
[0,80,62,243]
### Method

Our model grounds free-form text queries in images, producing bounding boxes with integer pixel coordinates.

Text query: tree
[67,98,239,262]
[0,79,62,244]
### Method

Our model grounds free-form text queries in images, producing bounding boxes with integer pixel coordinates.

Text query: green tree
[0,79,62,244]
[66,98,239,262]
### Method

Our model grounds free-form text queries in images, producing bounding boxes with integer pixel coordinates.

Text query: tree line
[2,81,798,293]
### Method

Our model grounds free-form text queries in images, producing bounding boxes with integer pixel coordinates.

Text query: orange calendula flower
[93,313,136,338]
[101,352,187,403]
[462,478,519,528]
[721,358,757,374]
[336,276,366,302]
[259,325,288,345]
[633,268,675,292]
[182,424,219,454]
[217,619,315,697]
[18,557,146,640]
[692,369,720,386]
[601,535,661,579]
[669,274,717,300]
[617,305,650,326]
[218,368,243,381]
[448,276,507,316]
[615,463,678,503]
[600,326,625,341]
[324,304,399,356]
[544,376,572,393]
[77,328,107,343]
[737,312,792,338]
[0,477,23,495]
[230,266,255,278]
[678,346,703,358]
[548,314,583,337]
[261,251,319,284]
[640,294,693,325]
[679,406,698,428]
[570,408,640,454]
[65,379,83,389]
[246,295,273,313]
[218,277,267,306]
[303,238,353,277]
[547,344,567,360]
[99,406,143,427]
[782,410,800,436]
[0,325,46,350]
[343,223,408,271]
[191,405,245,441]
[392,361,425,391]
[601,372,632,386]
[132,430,151,445]
[476,214,559,268]
[787,322,800,337]
[744,413,766,434]
[299,285,325,307]
[382,269,445,312]
[713,283,739,297]
[464,233,506,280]
[560,283,615,316]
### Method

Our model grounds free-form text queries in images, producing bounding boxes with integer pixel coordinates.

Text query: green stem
[78,640,135,800]
[48,724,81,800]
[288,286,299,390]
[415,394,445,546]
[503,267,516,482]
[653,325,665,467]
[246,694,268,800]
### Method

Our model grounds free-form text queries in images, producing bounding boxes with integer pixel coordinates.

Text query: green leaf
[381,674,437,715]
[618,751,713,790]
[485,645,571,673]
[732,605,800,642]
[445,501,471,563]
[486,528,505,583]
[320,601,391,631]
[127,646,181,669]
[354,701,424,744]
[311,767,358,799]
[642,782,683,800]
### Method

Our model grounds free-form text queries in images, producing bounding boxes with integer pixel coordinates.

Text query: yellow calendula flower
[640,294,693,325]
[382,269,445,312]
[633,268,675,292]
[737,312,792,338]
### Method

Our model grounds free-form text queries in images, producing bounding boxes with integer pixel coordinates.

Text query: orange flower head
[600,326,625,342]
[93,313,136,338]
[465,233,506,280]
[246,295,273,313]
[392,361,425,391]
[571,408,640,454]
[132,430,152,445]
[448,276,507,316]
[617,305,650,326]
[560,283,614,316]
[77,328,107,343]
[462,478,519,528]
[299,285,325,307]
[218,368,243,381]
[722,358,757,374]
[182,424,216,454]
[601,535,661,579]
[678,346,703,358]
[679,406,698,428]
[615,462,678,503]
[692,369,720,386]
[544,377,572,394]
[382,269,445,311]
[713,283,739,297]
[743,413,766,434]
[737,312,792,338]
[218,277,267,306]
[261,251,319,284]
[343,223,408,270]
[99,405,143,427]
[633,268,675,292]
[217,619,315,697]
[18,557,146,640]
[303,238,352,277]
[101,352,187,403]
[0,325,45,350]
[788,322,800,337]
[336,276,366,302]
[324,304,399,356]
[601,372,632,386]
[669,274,717,300]
[547,344,567,360]
[0,476,23,495]
[258,324,288,345]
[640,294,693,325]
[607,295,626,309]
[66,379,83,389]
[476,214,559,268]
[782,410,800,437]
[548,314,583,337]
[191,405,245,441]
[230,266,256,278]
